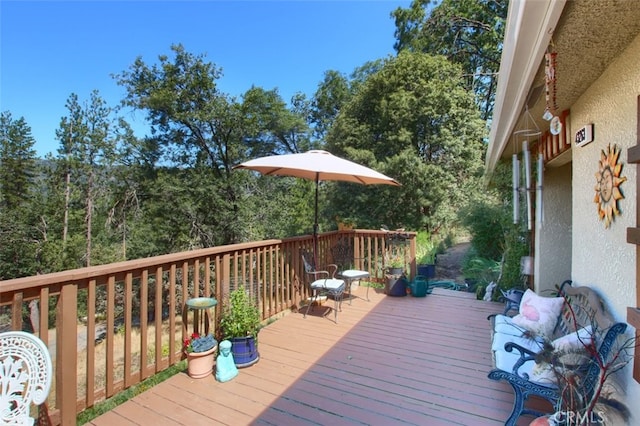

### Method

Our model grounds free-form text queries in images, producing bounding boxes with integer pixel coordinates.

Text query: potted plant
[384,250,406,276]
[383,250,407,296]
[415,233,437,279]
[416,250,436,279]
[219,286,261,367]
[183,333,217,378]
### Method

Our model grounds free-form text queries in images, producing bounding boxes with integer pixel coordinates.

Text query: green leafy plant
[458,178,529,292]
[462,252,501,299]
[384,250,406,269]
[415,231,436,265]
[219,287,261,339]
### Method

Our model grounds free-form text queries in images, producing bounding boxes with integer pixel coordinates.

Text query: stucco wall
[534,163,572,294]
[569,32,640,411]
[570,33,639,319]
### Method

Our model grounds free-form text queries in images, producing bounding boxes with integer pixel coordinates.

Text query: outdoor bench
[487,280,628,426]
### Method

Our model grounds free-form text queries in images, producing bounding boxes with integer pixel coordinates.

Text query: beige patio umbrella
[233,150,400,258]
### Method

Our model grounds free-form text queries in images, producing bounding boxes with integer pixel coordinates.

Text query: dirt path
[434,241,471,283]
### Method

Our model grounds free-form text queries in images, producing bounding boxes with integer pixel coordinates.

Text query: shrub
[219,286,261,339]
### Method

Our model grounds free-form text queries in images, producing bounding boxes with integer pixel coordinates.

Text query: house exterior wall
[570,32,639,318]
[534,162,572,295]
[568,32,640,408]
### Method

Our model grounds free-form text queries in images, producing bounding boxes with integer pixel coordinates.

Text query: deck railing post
[11,292,23,330]
[57,282,77,426]
[409,235,417,279]
[222,253,231,296]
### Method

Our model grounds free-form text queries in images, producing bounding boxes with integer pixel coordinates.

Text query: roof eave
[485,0,567,178]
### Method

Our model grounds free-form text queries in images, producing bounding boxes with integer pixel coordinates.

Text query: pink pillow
[511,289,564,339]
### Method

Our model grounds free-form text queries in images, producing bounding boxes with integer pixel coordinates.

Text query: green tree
[308,70,352,141]
[308,61,385,143]
[33,154,73,274]
[104,120,148,260]
[393,0,507,120]
[242,86,312,156]
[0,112,39,278]
[327,51,485,232]
[55,91,120,267]
[115,44,316,247]
[0,112,37,210]
[115,44,245,245]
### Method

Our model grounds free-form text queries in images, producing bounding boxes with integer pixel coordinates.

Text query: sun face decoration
[594,143,626,228]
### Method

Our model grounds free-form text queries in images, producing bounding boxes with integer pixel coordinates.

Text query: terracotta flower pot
[529,415,552,426]
[186,345,216,378]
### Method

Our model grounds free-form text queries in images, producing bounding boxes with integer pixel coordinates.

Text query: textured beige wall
[570,33,639,318]
[569,33,639,410]
[534,163,572,295]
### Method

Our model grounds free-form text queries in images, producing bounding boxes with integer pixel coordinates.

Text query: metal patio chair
[301,251,345,323]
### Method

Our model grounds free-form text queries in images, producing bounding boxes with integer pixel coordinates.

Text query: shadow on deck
[88,287,549,426]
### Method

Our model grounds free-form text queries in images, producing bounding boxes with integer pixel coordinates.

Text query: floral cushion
[511,289,564,339]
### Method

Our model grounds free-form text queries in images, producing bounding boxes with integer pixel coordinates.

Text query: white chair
[0,331,53,426]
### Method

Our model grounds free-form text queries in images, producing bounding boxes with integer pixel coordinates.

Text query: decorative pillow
[552,326,593,352]
[511,289,564,339]
[529,329,594,386]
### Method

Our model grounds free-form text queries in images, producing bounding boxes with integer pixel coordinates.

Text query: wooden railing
[0,229,415,425]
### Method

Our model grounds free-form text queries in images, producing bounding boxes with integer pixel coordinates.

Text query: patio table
[338,269,371,302]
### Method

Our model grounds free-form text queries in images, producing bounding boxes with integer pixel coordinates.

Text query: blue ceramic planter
[230,336,260,368]
[417,264,436,279]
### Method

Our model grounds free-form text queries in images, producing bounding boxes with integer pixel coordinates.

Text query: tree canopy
[393,0,507,120]
[1,0,508,278]
[326,51,486,231]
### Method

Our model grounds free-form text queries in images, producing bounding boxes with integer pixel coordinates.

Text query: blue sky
[1,0,411,157]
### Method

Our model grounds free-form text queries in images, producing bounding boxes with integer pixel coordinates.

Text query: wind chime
[543,44,561,135]
[512,43,556,231]
[512,107,544,231]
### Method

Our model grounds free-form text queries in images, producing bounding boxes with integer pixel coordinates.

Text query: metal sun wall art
[594,143,627,228]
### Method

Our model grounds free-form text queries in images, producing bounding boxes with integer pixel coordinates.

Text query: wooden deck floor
[88,287,548,426]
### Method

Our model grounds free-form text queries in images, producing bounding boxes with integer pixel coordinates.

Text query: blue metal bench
[487,280,628,426]
[500,288,525,316]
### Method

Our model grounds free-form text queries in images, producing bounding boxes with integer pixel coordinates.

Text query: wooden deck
[88,287,548,426]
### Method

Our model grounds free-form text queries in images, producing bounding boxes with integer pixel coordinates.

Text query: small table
[338,270,371,302]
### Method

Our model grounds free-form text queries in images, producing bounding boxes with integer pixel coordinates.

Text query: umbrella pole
[313,175,319,266]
